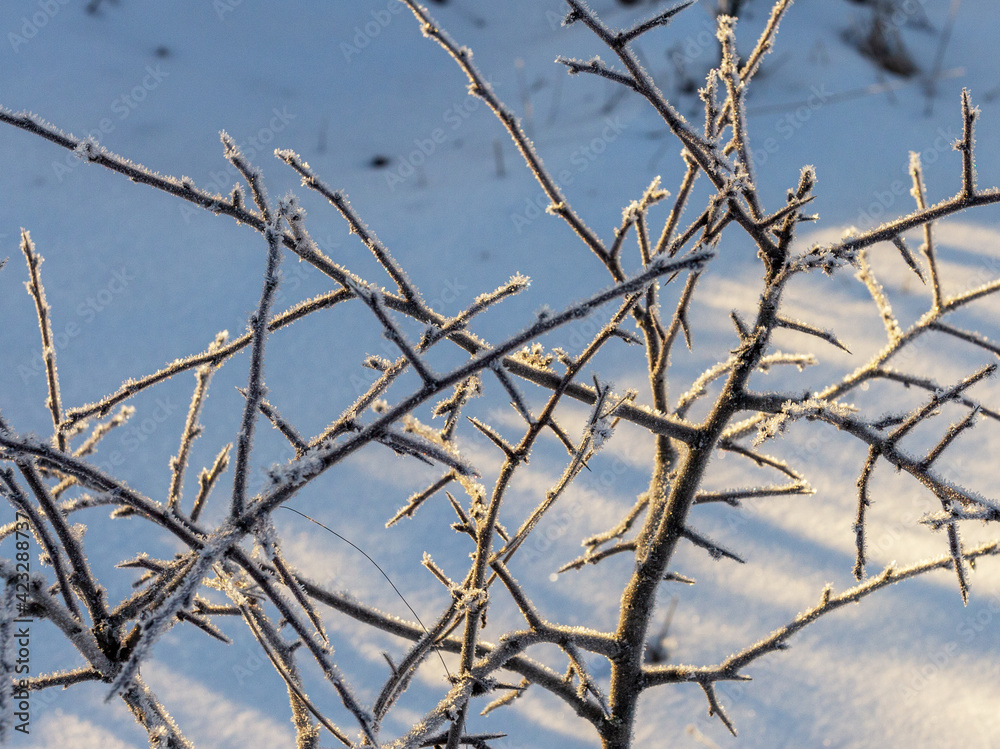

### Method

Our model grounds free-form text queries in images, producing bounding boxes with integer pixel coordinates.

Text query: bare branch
[857,252,902,343]
[231,197,284,519]
[774,315,851,353]
[556,55,638,90]
[3,4,1000,746]
[618,1,695,46]
[646,541,1000,688]
[387,471,457,527]
[192,443,231,523]
[169,332,227,511]
[891,235,926,283]
[20,231,65,451]
[681,526,745,564]
[959,87,978,199]
[398,0,610,264]
[909,150,944,310]
[699,681,738,737]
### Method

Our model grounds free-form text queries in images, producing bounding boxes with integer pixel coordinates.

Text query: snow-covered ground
[2,1,1000,747]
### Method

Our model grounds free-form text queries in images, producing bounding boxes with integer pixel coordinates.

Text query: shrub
[2,1,999,747]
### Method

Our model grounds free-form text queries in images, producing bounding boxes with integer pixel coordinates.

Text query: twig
[229,147,285,519]
[169,332,227,511]
[399,0,611,264]
[20,231,65,451]
[192,444,231,523]
[909,151,943,310]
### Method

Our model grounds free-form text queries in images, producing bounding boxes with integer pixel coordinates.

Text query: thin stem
[169,332,226,511]
[231,202,284,519]
[20,231,65,451]
[398,1,610,264]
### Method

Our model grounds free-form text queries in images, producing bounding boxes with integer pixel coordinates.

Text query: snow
[2,0,1000,747]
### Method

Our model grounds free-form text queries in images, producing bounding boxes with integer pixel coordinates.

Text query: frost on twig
[230,175,285,519]
[169,332,228,511]
[2,2,1000,747]
[20,230,65,451]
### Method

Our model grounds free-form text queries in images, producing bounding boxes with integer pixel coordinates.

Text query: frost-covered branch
[3,2,1000,746]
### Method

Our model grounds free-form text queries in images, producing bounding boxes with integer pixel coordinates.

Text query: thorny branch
[2,1,1000,747]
